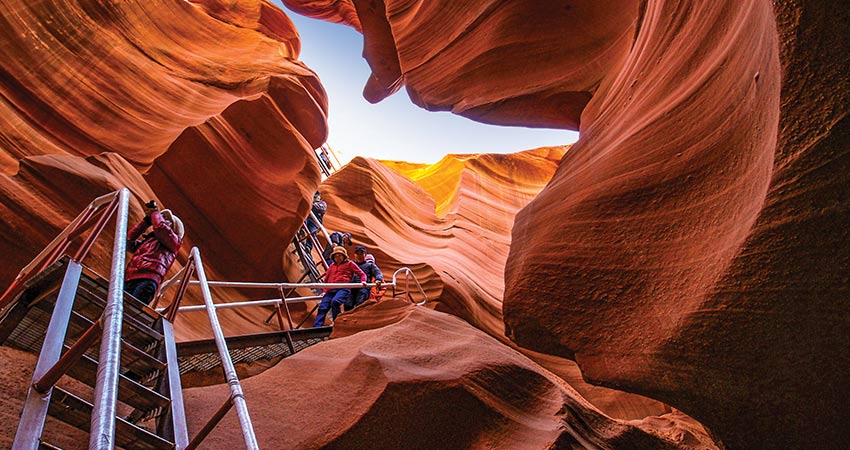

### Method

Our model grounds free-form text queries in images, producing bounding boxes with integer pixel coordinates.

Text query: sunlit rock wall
[321,148,565,338]
[0,0,328,342]
[319,149,672,422]
[284,0,850,448]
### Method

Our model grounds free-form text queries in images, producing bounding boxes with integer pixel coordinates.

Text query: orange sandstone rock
[0,0,328,342]
[286,1,850,448]
[318,150,670,421]
[183,303,717,449]
[321,149,565,339]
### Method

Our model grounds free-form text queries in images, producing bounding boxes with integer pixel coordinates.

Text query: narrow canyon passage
[0,1,847,449]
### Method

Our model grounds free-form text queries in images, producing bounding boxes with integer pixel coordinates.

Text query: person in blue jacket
[349,244,383,309]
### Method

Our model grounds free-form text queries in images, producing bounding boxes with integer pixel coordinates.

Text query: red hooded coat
[125,211,182,284]
[323,259,366,290]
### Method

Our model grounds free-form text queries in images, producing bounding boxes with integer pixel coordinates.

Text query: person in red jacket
[313,245,366,327]
[124,201,184,303]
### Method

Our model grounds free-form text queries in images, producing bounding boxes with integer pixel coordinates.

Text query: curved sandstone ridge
[285,1,849,448]
[183,301,716,449]
[283,0,638,123]
[0,0,328,338]
[320,149,671,421]
[321,148,565,338]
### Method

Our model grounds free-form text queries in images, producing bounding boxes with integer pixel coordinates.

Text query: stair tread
[79,266,160,323]
[58,309,167,379]
[64,310,164,364]
[63,344,170,412]
[73,284,164,343]
[28,292,163,352]
[48,387,174,450]
[120,337,167,376]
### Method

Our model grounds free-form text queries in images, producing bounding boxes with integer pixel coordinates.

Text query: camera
[145,200,157,209]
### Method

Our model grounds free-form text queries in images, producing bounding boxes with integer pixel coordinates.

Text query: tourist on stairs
[303,191,327,254]
[322,231,352,265]
[125,200,184,303]
[313,246,366,327]
[349,244,383,309]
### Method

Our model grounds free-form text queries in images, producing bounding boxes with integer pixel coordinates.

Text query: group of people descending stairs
[290,144,389,327]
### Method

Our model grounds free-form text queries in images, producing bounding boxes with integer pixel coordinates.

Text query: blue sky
[273,2,578,164]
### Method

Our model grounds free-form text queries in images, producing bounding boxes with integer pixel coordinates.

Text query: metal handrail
[308,210,332,246]
[0,190,121,313]
[158,268,428,316]
[90,187,131,448]
[8,188,131,450]
[322,144,343,172]
[391,267,428,306]
[185,247,259,450]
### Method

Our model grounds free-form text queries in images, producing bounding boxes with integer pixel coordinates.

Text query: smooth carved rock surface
[321,148,565,339]
[184,301,716,449]
[285,1,849,449]
[0,0,328,341]
[283,0,635,124]
[319,149,671,422]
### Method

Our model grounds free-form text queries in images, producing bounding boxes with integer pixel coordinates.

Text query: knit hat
[160,209,185,240]
[365,254,375,263]
[354,245,367,253]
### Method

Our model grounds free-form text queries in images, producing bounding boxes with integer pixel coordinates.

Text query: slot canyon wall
[0,0,846,449]
[283,0,850,449]
[0,0,328,339]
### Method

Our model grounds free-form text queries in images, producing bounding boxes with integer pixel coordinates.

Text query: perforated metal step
[177,327,332,378]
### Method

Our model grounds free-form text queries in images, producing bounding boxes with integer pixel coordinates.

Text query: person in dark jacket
[303,192,327,253]
[125,201,184,303]
[322,231,352,264]
[313,246,366,327]
[349,244,383,309]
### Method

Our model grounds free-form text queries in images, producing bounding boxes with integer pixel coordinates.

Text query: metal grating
[177,336,328,375]
[5,304,52,354]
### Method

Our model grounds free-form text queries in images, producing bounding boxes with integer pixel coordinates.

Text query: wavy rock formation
[322,148,565,338]
[184,301,716,449]
[284,1,849,448]
[319,149,670,421]
[0,0,328,341]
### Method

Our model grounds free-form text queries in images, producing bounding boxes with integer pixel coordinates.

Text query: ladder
[314,144,341,178]
[0,189,188,449]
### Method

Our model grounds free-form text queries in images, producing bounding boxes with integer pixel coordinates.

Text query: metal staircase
[0,257,186,449]
[0,187,429,449]
[0,190,188,449]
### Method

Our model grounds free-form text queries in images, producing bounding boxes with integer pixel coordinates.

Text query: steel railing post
[11,261,83,450]
[160,319,189,449]
[191,247,259,450]
[89,187,130,449]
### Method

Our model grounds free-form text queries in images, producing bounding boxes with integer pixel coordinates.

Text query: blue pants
[304,219,319,253]
[346,287,372,311]
[125,278,158,303]
[313,288,351,327]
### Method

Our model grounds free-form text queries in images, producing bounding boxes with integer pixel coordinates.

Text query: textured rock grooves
[1,0,847,448]
[0,0,328,340]
[183,301,716,449]
[285,1,849,449]
[322,149,566,339]
[319,149,673,422]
